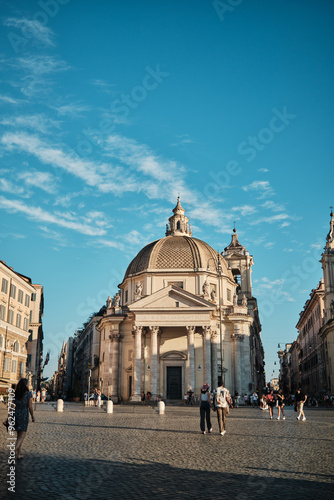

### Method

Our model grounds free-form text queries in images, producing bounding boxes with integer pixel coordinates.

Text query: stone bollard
[56,399,64,412]
[157,401,165,415]
[106,400,113,413]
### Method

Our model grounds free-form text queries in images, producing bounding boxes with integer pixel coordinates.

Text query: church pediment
[129,284,215,311]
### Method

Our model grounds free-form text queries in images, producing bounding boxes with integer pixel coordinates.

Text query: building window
[227,289,232,302]
[8,309,14,325]
[13,341,19,353]
[125,290,128,303]
[0,335,3,348]
[27,354,31,368]
[175,301,179,307]
[29,310,33,323]
[10,284,16,299]
[23,317,29,331]
[18,289,24,303]
[31,293,36,301]
[12,359,17,373]
[0,305,5,321]
[16,314,22,328]
[128,350,133,361]
[1,278,8,294]
[4,358,10,372]
[28,330,33,341]
[20,362,25,376]
[25,294,30,307]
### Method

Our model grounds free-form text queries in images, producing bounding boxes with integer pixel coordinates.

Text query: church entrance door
[167,366,182,399]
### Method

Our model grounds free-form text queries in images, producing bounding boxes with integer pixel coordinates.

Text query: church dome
[124,235,231,278]
[124,198,232,280]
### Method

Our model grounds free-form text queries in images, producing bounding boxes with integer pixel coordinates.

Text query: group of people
[199,380,233,436]
[263,388,308,421]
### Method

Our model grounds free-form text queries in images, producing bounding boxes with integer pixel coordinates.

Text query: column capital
[231,333,244,342]
[110,333,123,342]
[132,325,143,336]
[148,326,160,335]
[186,326,196,334]
[211,330,218,340]
[203,325,211,335]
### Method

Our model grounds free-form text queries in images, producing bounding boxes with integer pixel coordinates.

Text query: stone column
[149,326,159,397]
[233,323,242,397]
[111,332,122,402]
[211,330,219,390]
[203,326,212,389]
[186,326,195,391]
[131,325,142,401]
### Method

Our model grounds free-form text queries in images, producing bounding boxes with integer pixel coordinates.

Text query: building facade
[0,260,43,391]
[278,210,334,397]
[97,199,265,402]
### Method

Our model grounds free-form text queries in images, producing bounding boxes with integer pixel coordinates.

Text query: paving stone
[0,404,333,499]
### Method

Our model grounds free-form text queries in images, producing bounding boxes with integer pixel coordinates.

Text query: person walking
[296,388,307,421]
[276,389,285,420]
[266,390,276,419]
[199,383,212,434]
[14,378,35,460]
[215,379,230,436]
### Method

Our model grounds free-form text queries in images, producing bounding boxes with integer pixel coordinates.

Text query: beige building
[278,210,334,397]
[0,260,43,391]
[97,198,265,402]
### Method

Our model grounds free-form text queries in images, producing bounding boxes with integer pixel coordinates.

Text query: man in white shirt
[215,379,230,436]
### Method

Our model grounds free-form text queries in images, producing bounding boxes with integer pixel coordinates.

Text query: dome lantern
[166,197,192,236]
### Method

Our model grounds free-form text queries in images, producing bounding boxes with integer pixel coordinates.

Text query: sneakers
[277,417,280,420]
[209,428,213,433]
[296,416,300,420]
[202,431,206,434]
[283,417,285,420]
[220,430,226,436]
[270,416,272,419]
[302,417,306,421]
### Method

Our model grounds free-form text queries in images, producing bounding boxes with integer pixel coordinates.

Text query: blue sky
[0,0,333,382]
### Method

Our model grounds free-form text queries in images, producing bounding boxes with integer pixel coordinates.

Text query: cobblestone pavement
[0,403,333,499]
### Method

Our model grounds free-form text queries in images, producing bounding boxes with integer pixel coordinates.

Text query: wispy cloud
[50,102,92,117]
[0,196,107,236]
[90,79,116,95]
[242,180,274,198]
[0,178,25,195]
[0,114,61,134]
[0,94,26,105]
[4,18,55,47]
[18,170,58,194]
[262,200,285,212]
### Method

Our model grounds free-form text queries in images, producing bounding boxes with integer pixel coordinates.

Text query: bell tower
[321,208,334,319]
[222,227,253,299]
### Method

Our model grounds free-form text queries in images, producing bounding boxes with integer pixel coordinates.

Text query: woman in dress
[276,389,285,420]
[14,378,35,459]
[266,390,276,419]
[199,383,212,434]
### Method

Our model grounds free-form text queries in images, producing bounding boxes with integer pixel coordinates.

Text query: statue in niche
[242,294,247,306]
[106,296,112,309]
[202,280,209,297]
[114,293,120,308]
[233,293,238,306]
[135,282,143,299]
[210,289,216,302]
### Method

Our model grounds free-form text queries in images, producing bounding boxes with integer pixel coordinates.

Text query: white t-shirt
[216,387,229,408]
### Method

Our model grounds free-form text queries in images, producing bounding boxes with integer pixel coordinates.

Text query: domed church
[97,198,265,402]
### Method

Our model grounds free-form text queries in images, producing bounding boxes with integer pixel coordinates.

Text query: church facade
[97,198,265,402]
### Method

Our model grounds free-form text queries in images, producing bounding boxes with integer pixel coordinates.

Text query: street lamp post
[207,253,224,386]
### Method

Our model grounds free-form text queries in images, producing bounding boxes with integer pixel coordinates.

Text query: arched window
[13,341,20,353]
[176,221,181,230]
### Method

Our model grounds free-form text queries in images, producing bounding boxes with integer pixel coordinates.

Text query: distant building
[0,260,43,391]
[278,210,334,397]
[54,338,74,398]
[271,377,279,391]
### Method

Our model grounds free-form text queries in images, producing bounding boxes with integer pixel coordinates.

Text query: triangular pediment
[129,285,215,311]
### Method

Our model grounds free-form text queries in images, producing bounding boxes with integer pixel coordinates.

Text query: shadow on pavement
[0,452,333,500]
